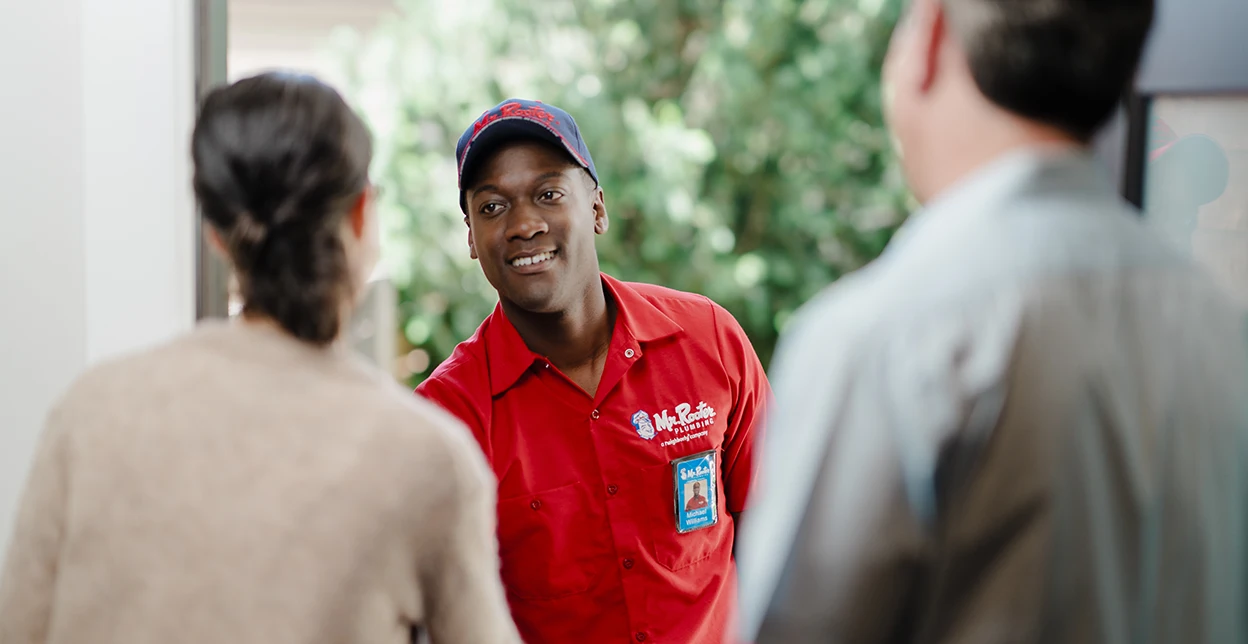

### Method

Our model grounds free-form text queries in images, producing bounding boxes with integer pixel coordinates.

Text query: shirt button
[607,484,618,495]
[530,500,541,510]
[590,409,600,420]
[624,348,635,358]
[635,633,647,642]
[622,558,634,569]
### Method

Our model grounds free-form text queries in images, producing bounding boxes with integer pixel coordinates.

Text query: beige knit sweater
[0,321,520,644]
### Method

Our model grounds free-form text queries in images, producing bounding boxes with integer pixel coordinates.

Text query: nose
[505,202,548,242]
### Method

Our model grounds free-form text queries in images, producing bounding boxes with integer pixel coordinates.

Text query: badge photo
[672,450,718,533]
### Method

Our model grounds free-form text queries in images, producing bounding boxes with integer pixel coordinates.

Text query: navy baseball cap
[456,98,598,212]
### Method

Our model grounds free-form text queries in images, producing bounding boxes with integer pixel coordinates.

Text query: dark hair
[192,72,372,345]
[946,0,1155,141]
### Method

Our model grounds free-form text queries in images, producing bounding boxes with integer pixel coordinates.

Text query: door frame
[1097,0,1248,206]
[193,0,231,319]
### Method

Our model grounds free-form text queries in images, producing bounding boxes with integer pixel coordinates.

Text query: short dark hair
[945,0,1155,141]
[192,72,372,345]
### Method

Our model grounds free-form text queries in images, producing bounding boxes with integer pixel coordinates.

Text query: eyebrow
[469,171,572,199]
[533,171,568,183]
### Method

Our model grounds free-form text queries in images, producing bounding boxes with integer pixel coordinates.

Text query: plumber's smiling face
[464,140,608,314]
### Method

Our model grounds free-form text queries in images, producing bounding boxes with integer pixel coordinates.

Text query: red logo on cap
[472,102,557,137]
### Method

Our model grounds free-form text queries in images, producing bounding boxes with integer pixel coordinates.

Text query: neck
[915,104,1083,203]
[502,279,615,371]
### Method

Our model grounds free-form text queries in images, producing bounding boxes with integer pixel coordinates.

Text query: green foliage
[329,0,910,385]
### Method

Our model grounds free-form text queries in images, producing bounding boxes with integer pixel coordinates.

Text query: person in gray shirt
[735,0,1248,642]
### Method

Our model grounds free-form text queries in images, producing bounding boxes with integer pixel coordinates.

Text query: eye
[539,190,562,202]
[479,202,504,216]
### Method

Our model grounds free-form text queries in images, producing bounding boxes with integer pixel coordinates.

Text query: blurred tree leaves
[329,0,910,385]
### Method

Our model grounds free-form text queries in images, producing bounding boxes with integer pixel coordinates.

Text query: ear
[465,217,479,260]
[917,0,948,93]
[592,186,609,235]
[206,226,229,259]
[346,188,371,240]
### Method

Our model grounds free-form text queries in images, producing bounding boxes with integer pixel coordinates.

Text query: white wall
[0,0,196,550]
[0,0,88,552]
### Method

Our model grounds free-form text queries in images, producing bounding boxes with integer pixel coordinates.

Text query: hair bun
[230,211,269,252]
[192,72,373,346]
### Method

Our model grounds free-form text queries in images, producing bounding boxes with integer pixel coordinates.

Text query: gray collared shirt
[736,148,1248,644]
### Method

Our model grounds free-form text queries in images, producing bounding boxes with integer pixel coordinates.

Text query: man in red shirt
[685,482,709,512]
[416,98,770,644]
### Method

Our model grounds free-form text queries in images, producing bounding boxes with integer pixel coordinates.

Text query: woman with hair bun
[0,72,519,644]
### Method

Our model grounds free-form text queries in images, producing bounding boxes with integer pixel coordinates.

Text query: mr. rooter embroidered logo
[632,401,717,442]
[654,401,716,433]
[471,102,557,137]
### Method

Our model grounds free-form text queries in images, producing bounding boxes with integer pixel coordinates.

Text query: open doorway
[196,0,911,386]
[195,0,400,370]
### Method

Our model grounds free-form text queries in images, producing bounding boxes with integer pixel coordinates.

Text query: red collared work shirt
[416,274,770,644]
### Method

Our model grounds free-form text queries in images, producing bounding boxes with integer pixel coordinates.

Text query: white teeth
[511,251,555,267]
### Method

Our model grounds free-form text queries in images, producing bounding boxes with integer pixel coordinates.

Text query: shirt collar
[603,273,684,344]
[483,273,684,396]
[887,145,1109,255]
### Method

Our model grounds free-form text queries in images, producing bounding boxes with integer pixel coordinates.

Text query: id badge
[672,450,718,533]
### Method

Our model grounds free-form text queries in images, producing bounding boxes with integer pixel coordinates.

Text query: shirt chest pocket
[640,461,732,572]
[496,481,609,600]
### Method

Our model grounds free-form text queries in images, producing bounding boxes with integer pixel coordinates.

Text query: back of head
[192,72,373,345]
[947,0,1155,141]
[885,0,1155,200]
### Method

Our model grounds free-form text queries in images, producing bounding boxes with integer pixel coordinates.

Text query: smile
[510,251,557,268]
